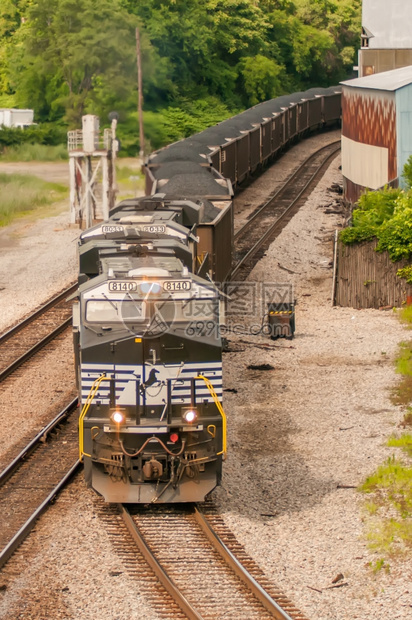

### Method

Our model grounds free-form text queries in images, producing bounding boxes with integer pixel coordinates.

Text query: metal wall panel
[297,102,308,133]
[342,87,397,183]
[271,114,284,153]
[362,0,412,49]
[288,106,297,138]
[249,127,261,171]
[144,166,156,194]
[308,98,322,128]
[342,136,389,189]
[236,134,249,182]
[359,49,412,77]
[323,94,342,123]
[396,84,412,183]
[197,201,233,282]
[220,141,237,185]
[261,120,272,160]
[209,149,220,173]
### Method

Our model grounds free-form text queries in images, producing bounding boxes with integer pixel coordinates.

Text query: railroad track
[0,399,80,569]
[0,283,76,382]
[0,140,338,609]
[106,504,309,620]
[231,141,340,281]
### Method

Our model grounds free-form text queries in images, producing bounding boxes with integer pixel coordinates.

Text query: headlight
[182,409,197,423]
[111,409,126,425]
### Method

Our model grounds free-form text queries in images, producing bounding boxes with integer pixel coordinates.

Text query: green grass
[388,434,412,457]
[1,143,68,162]
[360,313,412,558]
[360,457,412,554]
[0,172,67,226]
[391,341,412,405]
[398,304,412,326]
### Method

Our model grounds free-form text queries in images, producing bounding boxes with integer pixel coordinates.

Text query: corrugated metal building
[359,0,412,77]
[341,66,412,203]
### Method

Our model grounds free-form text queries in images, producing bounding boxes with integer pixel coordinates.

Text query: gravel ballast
[0,143,411,619]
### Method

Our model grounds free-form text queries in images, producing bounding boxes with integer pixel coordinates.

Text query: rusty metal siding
[249,127,261,171]
[236,134,249,183]
[220,141,237,185]
[343,177,364,203]
[342,87,397,182]
[261,120,272,161]
[335,239,412,308]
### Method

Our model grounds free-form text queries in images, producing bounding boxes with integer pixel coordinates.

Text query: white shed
[0,109,34,128]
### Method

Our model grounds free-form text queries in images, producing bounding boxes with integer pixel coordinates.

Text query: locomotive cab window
[86,299,145,323]
[154,298,218,322]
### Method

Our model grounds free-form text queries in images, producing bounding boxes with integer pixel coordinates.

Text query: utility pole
[135,27,145,158]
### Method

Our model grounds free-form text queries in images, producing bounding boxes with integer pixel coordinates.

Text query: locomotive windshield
[86,299,145,323]
[85,297,217,324]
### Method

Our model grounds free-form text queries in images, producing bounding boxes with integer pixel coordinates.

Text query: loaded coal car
[144,86,341,190]
[74,197,227,503]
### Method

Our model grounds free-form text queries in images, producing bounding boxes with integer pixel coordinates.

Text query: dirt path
[0,157,142,186]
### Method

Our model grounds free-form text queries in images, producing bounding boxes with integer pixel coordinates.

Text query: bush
[0,124,67,152]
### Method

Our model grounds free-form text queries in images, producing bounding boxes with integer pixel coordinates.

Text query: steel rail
[234,140,340,242]
[0,460,81,570]
[194,508,294,620]
[119,504,204,620]
[0,397,78,487]
[231,143,340,281]
[0,283,76,345]
[0,317,72,383]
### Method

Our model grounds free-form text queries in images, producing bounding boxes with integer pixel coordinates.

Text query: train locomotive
[74,86,342,503]
[74,198,226,503]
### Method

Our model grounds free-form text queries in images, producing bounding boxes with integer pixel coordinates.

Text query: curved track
[115,504,309,620]
[0,283,76,382]
[231,141,340,281]
[0,138,339,612]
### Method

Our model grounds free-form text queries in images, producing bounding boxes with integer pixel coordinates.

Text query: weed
[369,558,390,574]
[387,434,412,457]
[402,408,412,427]
[391,341,412,405]
[361,456,412,553]
[398,305,412,326]
[0,172,67,226]
[364,501,379,515]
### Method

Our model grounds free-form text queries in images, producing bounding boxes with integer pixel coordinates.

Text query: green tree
[238,55,283,105]
[10,0,139,124]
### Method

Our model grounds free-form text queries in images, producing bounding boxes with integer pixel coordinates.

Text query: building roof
[341,65,412,91]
